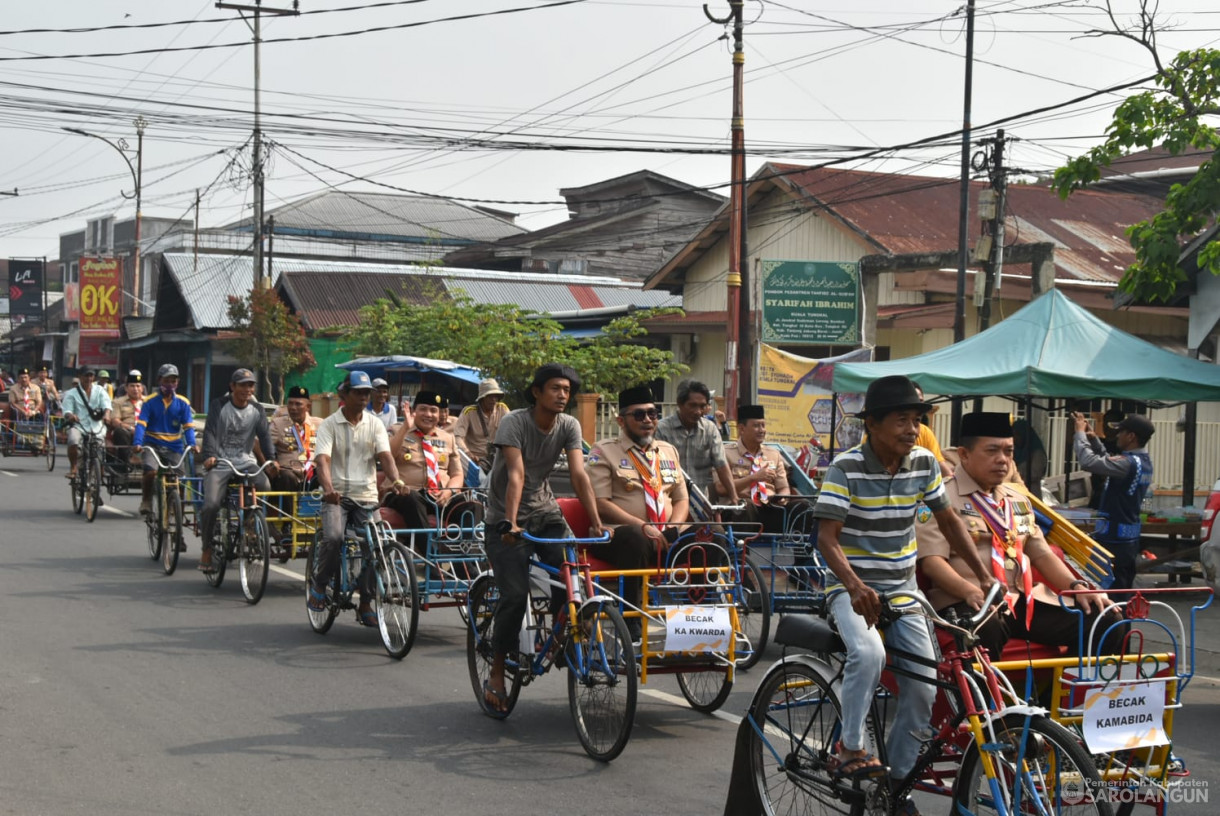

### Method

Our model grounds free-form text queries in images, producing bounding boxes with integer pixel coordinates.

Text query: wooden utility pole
[216,1,299,290]
[705,0,748,416]
[951,0,976,440]
[977,129,1008,334]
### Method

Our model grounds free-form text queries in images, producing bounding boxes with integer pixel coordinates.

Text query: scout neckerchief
[744,446,770,505]
[292,421,314,478]
[21,384,33,416]
[626,445,666,524]
[415,429,439,491]
[971,489,1034,627]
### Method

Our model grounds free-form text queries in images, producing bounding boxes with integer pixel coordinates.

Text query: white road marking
[639,686,742,725]
[1,470,18,477]
[270,563,303,581]
[99,505,135,518]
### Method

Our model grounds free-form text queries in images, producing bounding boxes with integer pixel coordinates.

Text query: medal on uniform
[298,453,307,462]
[403,452,412,461]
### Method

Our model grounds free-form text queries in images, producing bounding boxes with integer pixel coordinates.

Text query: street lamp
[63,117,147,315]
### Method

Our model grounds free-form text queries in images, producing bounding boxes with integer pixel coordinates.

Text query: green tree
[226,288,316,403]
[1052,4,1219,303]
[343,288,686,404]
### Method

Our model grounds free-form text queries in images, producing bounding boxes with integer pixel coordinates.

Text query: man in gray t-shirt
[198,368,277,572]
[479,364,603,717]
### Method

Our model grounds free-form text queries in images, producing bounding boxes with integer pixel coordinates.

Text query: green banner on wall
[760,260,860,345]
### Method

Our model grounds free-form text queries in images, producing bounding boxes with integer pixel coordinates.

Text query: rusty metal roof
[648,162,1166,289]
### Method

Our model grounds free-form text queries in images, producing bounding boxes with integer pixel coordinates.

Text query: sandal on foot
[482,679,510,715]
[307,586,327,612]
[829,752,887,781]
[357,606,378,627]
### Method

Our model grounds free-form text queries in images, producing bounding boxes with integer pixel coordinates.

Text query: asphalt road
[1,454,1216,815]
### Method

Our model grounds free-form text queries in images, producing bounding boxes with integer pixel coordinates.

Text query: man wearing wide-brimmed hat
[454,378,509,469]
[811,374,995,801]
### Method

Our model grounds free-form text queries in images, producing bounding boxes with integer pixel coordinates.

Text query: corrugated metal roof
[225,190,525,244]
[162,254,277,330]
[159,253,678,333]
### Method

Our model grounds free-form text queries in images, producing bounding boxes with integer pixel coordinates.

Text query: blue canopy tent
[335,355,482,385]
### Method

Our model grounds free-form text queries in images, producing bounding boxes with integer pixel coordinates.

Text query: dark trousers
[605,524,681,616]
[269,468,304,492]
[383,489,433,530]
[312,499,376,599]
[1100,537,1139,590]
[485,511,570,655]
[111,425,134,449]
[944,595,1128,661]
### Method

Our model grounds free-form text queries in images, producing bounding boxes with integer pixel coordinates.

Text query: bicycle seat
[774,614,844,654]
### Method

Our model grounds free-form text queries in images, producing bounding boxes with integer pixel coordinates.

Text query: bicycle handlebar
[520,530,612,545]
[879,580,1005,633]
[144,447,192,470]
[210,457,274,479]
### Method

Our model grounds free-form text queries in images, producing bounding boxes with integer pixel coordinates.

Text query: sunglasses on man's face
[621,408,660,422]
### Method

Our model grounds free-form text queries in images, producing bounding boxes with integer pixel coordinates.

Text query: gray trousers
[200,466,270,551]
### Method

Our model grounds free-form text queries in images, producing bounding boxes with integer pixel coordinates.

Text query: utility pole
[133,116,146,315]
[951,0,976,441]
[216,1,299,290]
[705,0,748,418]
[976,129,1008,334]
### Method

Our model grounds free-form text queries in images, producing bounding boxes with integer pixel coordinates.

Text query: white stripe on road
[639,687,742,725]
[1,470,17,477]
[100,505,135,518]
[270,563,303,581]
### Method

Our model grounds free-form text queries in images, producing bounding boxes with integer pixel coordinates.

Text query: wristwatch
[1068,579,1092,591]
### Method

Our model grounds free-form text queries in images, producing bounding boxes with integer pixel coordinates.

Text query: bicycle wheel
[953,713,1115,816]
[305,536,339,634]
[676,667,734,713]
[466,573,523,719]
[567,602,637,762]
[375,541,420,659]
[71,465,84,514]
[44,427,55,471]
[84,450,103,522]
[146,483,163,561]
[748,659,850,816]
[162,486,183,576]
[735,554,771,671]
[238,510,271,604]
[205,505,230,588]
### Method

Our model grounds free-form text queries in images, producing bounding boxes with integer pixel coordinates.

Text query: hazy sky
[0,0,1217,262]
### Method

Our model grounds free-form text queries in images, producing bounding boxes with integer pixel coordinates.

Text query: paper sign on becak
[1081,681,1168,753]
[663,606,732,653]
[79,257,122,332]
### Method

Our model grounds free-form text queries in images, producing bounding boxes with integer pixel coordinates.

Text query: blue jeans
[829,578,938,778]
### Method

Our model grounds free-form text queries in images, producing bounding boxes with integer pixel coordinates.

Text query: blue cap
[345,370,373,390]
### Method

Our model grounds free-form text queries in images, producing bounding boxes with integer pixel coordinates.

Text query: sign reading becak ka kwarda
[78,256,122,332]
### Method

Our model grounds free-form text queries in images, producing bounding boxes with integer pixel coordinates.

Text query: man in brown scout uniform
[917,411,1122,659]
[265,385,323,492]
[720,403,805,534]
[107,370,145,449]
[6,367,43,423]
[385,389,464,530]
[588,384,689,641]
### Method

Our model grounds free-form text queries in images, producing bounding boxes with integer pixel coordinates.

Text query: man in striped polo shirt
[812,375,995,804]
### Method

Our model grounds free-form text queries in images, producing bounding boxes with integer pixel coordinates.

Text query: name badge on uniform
[960,501,980,517]
[620,459,629,468]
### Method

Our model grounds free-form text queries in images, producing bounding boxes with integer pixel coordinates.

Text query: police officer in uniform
[720,404,809,534]
[266,385,323,492]
[917,412,1121,658]
[108,370,145,450]
[385,389,464,530]
[588,384,689,640]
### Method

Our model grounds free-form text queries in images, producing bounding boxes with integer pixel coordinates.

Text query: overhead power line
[0,1,588,62]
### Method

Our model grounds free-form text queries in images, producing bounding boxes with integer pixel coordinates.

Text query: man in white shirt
[310,370,407,626]
[61,366,112,480]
